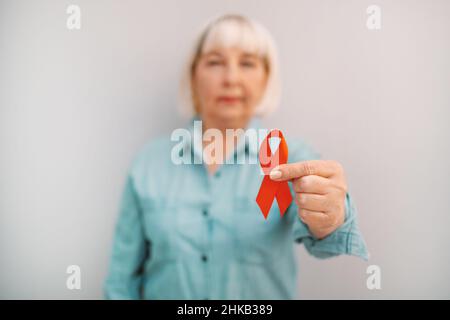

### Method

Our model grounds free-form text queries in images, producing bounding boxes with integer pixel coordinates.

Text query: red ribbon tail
[256,176,277,219]
[275,182,293,216]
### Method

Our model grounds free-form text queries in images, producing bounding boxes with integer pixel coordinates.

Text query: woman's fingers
[298,209,328,226]
[295,193,330,212]
[292,175,330,194]
[281,160,348,239]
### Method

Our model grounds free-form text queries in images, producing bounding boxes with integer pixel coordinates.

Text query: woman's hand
[269,160,347,239]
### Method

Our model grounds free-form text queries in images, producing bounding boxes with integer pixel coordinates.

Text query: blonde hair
[178,14,281,118]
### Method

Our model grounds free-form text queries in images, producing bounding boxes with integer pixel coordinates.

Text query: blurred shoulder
[128,135,174,176]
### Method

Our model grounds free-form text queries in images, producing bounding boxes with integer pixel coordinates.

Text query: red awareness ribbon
[256,129,293,219]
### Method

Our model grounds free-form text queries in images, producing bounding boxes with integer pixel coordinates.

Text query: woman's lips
[217,96,243,104]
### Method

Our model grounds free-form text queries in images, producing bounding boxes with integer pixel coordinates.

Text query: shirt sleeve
[103,172,148,299]
[288,138,369,260]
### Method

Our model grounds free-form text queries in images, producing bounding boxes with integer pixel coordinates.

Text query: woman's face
[192,46,268,128]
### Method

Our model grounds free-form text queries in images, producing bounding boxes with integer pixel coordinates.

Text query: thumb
[269,160,329,181]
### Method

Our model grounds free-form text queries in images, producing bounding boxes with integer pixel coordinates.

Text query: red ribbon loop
[256,129,293,219]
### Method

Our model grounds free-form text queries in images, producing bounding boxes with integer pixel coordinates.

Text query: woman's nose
[223,64,241,86]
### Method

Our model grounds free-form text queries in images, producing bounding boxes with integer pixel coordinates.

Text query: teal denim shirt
[104,118,368,299]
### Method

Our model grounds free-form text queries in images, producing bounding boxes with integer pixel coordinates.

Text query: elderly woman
[104,14,368,300]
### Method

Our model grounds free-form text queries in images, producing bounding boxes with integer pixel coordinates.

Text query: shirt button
[201,254,208,262]
[214,171,221,178]
[202,208,208,217]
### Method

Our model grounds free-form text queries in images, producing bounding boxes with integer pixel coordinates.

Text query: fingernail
[269,169,282,180]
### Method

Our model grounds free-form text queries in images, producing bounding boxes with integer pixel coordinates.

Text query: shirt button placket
[202,175,213,300]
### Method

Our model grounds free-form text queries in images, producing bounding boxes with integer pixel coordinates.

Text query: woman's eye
[206,60,223,66]
[241,61,256,68]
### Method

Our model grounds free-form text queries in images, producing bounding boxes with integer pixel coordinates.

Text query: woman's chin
[214,111,246,127]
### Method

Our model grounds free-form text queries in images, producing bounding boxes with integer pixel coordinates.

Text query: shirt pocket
[232,196,283,265]
[140,198,179,263]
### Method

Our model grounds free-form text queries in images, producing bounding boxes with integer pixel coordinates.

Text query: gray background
[1,0,449,299]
